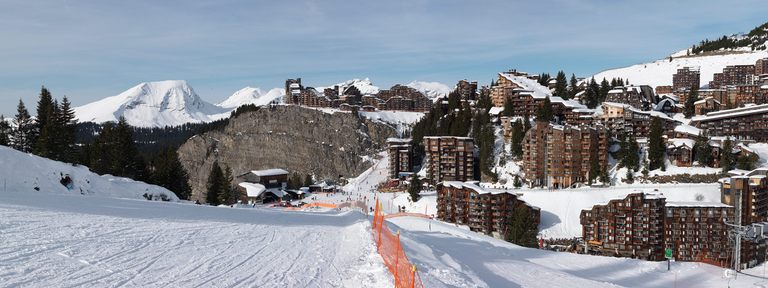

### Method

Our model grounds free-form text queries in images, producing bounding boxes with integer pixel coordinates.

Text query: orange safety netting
[372,199,424,288]
[384,212,431,219]
[302,202,338,209]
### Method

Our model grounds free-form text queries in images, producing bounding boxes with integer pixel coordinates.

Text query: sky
[0,0,766,117]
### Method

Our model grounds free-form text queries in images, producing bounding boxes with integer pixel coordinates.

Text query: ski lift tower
[724,188,768,272]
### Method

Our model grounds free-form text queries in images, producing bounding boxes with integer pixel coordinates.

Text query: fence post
[394,230,400,284]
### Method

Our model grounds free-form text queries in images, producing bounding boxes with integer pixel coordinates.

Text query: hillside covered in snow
[587,50,768,88]
[587,21,768,88]
[0,145,178,201]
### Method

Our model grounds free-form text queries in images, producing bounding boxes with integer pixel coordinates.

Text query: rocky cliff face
[177,105,396,202]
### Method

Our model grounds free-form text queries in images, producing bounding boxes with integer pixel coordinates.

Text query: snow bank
[0,145,178,201]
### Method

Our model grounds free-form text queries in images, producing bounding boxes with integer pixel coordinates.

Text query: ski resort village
[4,2,768,287]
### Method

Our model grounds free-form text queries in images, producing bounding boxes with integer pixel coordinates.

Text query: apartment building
[581,192,734,266]
[581,193,667,260]
[672,67,701,92]
[437,181,540,241]
[456,79,478,100]
[490,71,592,124]
[710,65,756,89]
[605,85,656,111]
[757,58,768,76]
[691,104,768,141]
[423,136,475,183]
[387,138,413,180]
[720,169,768,268]
[663,202,732,266]
[522,122,608,188]
[599,102,679,138]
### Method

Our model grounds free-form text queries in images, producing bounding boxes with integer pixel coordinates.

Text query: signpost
[665,248,673,271]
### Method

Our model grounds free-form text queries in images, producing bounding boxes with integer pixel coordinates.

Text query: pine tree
[112,117,142,179]
[535,97,553,122]
[303,174,313,187]
[584,78,601,108]
[166,149,192,200]
[505,206,538,247]
[694,134,713,167]
[647,118,666,170]
[513,176,522,188]
[555,71,568,99]
[510,120,524,158]
[569,74,579,99]
[721,139,735,174]
[408,173,422,202]
[503,98,514,117]
[588,150,601,184]
[218,166,235,205]
[33,87,54,156]
[206,161,225,205]
[0,115,10,146]
[736,153,758,171]
[625,169,634,183]
[12,99,34,153]
[57,96,77,163]
[683,87,699,118]
[599,78,611,102]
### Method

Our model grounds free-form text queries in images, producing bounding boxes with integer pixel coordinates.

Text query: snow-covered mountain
[319,78,380,95]
[217,87,285,109]
[406,81,452,99]
[74,80,230,128]
[586,50,768,88]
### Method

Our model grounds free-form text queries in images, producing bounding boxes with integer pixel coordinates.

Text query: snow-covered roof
[738,143,755,154]
[423,136,473,140]
[387,138,412,143]
[665,201,731,208]
[239,182,266,198]
[674,124,701,136]
[498,73,552,99]
[667,138,695,149]
[692,104,768,122]
[251,169,289,177]
[658,93,679,102]
[489,106,504,116]
[240,182,289,198]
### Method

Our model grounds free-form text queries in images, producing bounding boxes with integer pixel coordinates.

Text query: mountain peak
[217,87,285,109]
[74,80,228,128]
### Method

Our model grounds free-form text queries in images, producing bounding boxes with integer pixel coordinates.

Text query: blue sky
[0,0,766,117]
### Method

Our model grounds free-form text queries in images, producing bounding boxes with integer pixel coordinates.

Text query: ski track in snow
[0,192,391,288]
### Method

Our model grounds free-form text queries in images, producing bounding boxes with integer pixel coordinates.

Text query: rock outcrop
[177,105,396,202]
